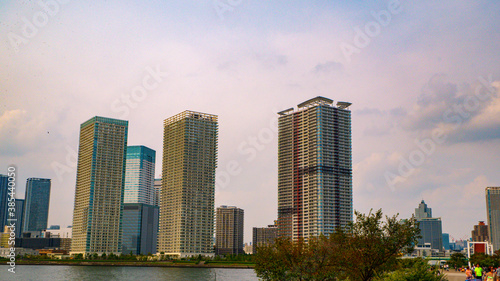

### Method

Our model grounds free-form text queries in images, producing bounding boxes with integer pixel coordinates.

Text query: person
[485,268,495,280]
[475,264,483,280]
[465,266,473,280]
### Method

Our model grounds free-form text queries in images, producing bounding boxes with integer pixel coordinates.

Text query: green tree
[377,258,447,281]
[470,253,496,268]
[255,209,420,281]
[334,210,420,281]
[254,235,337,281]
[446,253,467,269]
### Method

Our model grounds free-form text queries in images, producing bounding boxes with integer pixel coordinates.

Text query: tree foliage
[255,209,420,281]
[446,252,468,268]
[377,258,447,281]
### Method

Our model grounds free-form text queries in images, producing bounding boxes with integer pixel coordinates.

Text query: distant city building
[14,199,24,238]
[45,226,72,239]
[0,248,38,258]
[15,237,71,252]
[243,242,253,254]
[158,111,218,257]
[122,203,159,255]
[47,225,60,230]
[153,178,161,207]
[442,233,450,250]
[486,187,500,251]
[472,221,489,242]
[415,200,432,219]
[253,222,278,254]
[124,146,156,205]
[71,116,128,255]
[415,200,443,251]
[277,97,352,241]
[22,178,51,233]
[215,206,244,256]
[0,175,8,230]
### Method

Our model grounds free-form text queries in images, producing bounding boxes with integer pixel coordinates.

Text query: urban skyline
[2,1,500,245]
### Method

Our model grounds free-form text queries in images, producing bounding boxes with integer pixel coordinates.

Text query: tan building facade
[158,111,218,257]
[70,116,128,256]
[215,206,244,255]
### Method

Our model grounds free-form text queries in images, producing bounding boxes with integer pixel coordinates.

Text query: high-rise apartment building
[252,222,278,254]
[277,97,352,240]
[122,203,159,255]
[124,146,156,205]
[486,187,500,251]
[14,199,24,238]
[215,206,244,256]
[158,111,218,257]
[0,175,9,230]
[414,200,443,251]
[153,178,161,207]
[472,221,489,242]
[22,178,51,233]
[71,116,128,255]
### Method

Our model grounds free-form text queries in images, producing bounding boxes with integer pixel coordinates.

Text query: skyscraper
[277,97,352,240]
[253,222,278,254]
[153,178,161,207]
[22,178,51,233]
[122,203,159,255]
[70,116,128,255]
[14,199,24,238]
[414,200,443,251]
[158,111,218,257]
[124,146,156,205]
[472,221,489,242]
[0,175,9,230]
[415,200,432,219]
[215,206,244,256]
[486,187,500,251]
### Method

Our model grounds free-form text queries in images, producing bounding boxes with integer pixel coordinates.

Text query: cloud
[401,75,500,144]
[0,109,60,156]
[312,61,343,74]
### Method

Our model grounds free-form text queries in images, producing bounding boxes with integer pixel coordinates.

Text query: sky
[1,0,500,243]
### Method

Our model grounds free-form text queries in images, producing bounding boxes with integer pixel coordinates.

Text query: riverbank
[12,260,255,268]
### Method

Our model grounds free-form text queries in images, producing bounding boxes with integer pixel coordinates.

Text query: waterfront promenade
[444,271,466,281]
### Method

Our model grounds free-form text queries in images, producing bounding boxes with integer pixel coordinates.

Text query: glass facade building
[158,111,218,257]
[124,146,156,205]
[22,178,51,233]
[71,116,128,255]
[0,175,9,230]
[153,178,161,207]
[122,203,159,255]
[486,187,500,251]
[415,200,443,250]
[15,199,24,238]
[215,206,244,256]
[277,97,352,240]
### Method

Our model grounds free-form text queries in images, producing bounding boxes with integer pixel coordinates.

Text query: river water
[0,265,259,281]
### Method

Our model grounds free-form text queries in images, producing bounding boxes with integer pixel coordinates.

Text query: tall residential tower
[277,97,352,240]
[158,111,218,257]
[215,206,244,256]
[22,178,51,233]
[486,187,500,251]
[70,116,128,255]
